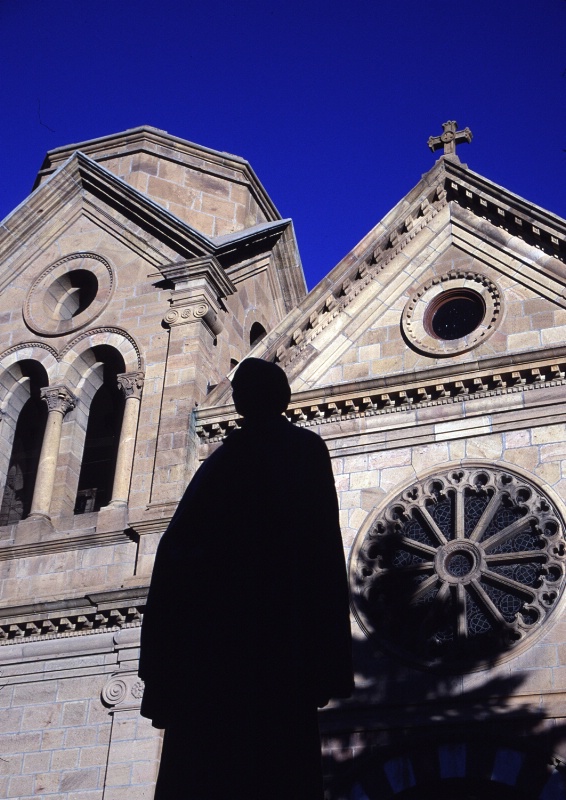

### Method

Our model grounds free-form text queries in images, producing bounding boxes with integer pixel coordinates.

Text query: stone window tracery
[351,466,566,670]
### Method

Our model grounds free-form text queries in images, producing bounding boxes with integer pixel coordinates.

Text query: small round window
[426,289,485,341]
[401,272,501,357]
[24,253,113,337]
[45,270,99,321]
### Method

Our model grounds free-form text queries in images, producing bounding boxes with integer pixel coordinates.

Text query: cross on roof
[427,121,473,157]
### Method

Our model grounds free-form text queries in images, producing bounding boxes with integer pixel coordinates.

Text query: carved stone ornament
[351,465,566,670]
[101,676,129,707]
[427,120,473,157]
[401,271,501,357]
[40,385,77,415]
[117,371,144,400]
[163,299,223,336]
[101,673,144,710]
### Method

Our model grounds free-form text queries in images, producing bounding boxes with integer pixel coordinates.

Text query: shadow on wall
[322,504,566,799]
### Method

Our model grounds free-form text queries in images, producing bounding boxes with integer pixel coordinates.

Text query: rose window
[351,466,566,670]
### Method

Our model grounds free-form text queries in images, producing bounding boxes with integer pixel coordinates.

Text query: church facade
[1,124,566,798]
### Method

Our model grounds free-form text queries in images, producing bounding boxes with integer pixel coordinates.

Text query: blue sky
[1,0,565,288]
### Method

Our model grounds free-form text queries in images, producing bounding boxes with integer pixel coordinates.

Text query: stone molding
[161,255,235,336]
[401,270,502,356]
[0,586,147,645]
[0,526,134,563]
[34,126,281,222]
[159,255,236,298]
[270,183,449,369]
[262,162,566,370]
[24,252,114,337]
[59,326,143,370]
[196,357,566,442]
[0,340,59,363]
[163,296,223,336]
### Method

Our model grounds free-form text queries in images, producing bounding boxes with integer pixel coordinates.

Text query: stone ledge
[196,358,566,443]
[0,585,148,646]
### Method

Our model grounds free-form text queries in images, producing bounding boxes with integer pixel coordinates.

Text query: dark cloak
[139,414,353,800]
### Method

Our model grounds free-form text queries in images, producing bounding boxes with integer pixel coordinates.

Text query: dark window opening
[74,347,125,514]
[427,290,485,341]
[74,383,124,513]
[46,269,99,321]
[0,364,48,526]
[249,322,267,347]
[67,270,98,317]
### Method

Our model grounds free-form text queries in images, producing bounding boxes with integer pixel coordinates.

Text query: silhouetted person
[139,358,353,800]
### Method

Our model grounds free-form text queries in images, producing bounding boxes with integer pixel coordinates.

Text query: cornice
[1,152,217,266]
[74,152,215,258]
[0,585,148,645]
[159,255,236,297]
[195,352,566,442]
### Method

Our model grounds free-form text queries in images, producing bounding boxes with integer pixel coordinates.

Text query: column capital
[40,385,76,415]
[117,371,145,400]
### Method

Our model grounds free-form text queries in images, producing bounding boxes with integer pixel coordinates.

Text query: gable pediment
[202,157,566,416]
[0,151,304,310]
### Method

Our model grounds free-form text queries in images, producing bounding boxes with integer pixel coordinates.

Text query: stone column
[29,385,76,520]
[109,372,144,507]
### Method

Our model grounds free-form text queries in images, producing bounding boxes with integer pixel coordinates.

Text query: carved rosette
[40,385,77,415]
[351,466,566,670]
[101,673,145,710]
[117,371,144,400]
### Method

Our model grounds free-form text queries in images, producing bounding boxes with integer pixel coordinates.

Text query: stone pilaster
[149,256,235,507]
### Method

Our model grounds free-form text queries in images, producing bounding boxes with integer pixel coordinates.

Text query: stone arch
[0,356,51,526]
[51,342,128,518]
[59,327,142,387]
[249,320,268,347]
[0,344,58,412]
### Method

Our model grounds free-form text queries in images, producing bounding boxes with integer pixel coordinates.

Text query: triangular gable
[0,151,304,309]
[200,157,566,427]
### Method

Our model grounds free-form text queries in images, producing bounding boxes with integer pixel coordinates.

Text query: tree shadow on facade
[322,519,566,799]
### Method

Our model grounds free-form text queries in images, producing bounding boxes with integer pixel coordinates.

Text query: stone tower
[0,126,304,798]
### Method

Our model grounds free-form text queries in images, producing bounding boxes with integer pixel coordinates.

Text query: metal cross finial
[427,121,473,157]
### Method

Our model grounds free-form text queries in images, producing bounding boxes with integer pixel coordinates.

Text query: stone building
[1,123,566,798]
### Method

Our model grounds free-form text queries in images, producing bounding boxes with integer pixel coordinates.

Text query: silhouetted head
[231,358,291,420]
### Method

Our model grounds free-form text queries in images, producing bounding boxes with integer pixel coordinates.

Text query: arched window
[74,347,125,514]
[0,362,48,525]
[249,322,267,347]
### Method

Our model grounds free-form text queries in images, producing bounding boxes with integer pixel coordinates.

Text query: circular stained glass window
[351,466,566,670]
